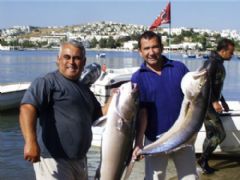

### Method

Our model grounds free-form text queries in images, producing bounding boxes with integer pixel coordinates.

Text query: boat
[195,101,240,154]
[182,53,197,59]
[92,100,240,154]
[96,53,106,58]
[90,67,240,153]
[0,82,31,111]
[90,66,139,105]
[0,44,13,51]
[0,63,101,111]
[202,54,209,59]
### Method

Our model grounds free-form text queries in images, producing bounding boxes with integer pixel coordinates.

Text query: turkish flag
[149,2,171,30]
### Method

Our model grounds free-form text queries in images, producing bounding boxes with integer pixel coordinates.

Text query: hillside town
[0,21,240,53]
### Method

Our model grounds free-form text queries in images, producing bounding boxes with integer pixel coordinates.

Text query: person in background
[197,38,235,174]
[19,39,102,180]
[131,31,198,180]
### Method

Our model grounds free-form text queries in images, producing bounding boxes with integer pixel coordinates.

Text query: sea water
[0,50,240,179]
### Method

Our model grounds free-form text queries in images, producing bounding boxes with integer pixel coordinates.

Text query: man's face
[139,37,163,66]
[221,45,235,60]
[57,44,86,80]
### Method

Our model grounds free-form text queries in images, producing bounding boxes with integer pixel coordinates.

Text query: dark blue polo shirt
[131,56,189,141]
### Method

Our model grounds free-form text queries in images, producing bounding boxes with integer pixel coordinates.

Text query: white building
[123,40,138,50]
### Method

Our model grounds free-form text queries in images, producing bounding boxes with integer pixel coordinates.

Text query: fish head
[181,69,209,101]
[115,82,139,121]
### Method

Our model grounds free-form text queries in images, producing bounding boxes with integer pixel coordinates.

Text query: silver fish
[80,62,101,86]
[140,69,210,155]
[98,82,139,180]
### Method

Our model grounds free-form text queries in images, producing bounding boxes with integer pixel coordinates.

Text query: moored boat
[90,66,139,105]
[96,53,106,58]
[195,101,240,154]
[0,63,101,111]
[0,82,31,111]
[90,67,240,154]
[92,100,240,154]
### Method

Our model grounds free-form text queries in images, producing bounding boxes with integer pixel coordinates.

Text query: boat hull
[90,67,139,105]
[92,101,240,154]
[195,101,240,153]
[0,90,26,111]
[0,82,31,111]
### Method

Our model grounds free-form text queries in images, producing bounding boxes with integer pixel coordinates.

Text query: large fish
[97,82,139,180]
[140,69,210,155]
[80,62,101,86]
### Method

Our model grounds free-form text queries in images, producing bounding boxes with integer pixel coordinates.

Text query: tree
[99,38,107,48]
[115,39,122,48]
[89,37,98,48]
[106,36,116,48]
[172,34,184,44]
[0,39,8,46]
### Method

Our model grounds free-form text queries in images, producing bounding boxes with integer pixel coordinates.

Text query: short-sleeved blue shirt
[21,70,102,159]
[131,56,189,141]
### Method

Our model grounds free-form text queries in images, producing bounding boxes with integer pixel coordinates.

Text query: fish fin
[193,69,207,79]
[93,115,107,127]
[94,165,101,180]
[122,159,136,180]
[165,144,193,154]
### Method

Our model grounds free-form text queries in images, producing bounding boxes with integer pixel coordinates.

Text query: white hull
[92,101,240,154]
[195,101,240,153]
[96,53,106,58]
[0,82,31,111]
[90,67,139,105]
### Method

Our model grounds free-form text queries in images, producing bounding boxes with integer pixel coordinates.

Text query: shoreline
[4,48,240,57]
[2,47,240,56]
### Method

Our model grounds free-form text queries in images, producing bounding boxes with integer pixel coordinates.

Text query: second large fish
[140,69,210,155]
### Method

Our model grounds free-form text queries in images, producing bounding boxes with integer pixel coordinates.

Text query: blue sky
[0,0,239,30]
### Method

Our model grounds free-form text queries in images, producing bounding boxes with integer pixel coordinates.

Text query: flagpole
[168,1,171,59]
[168,21,171,59]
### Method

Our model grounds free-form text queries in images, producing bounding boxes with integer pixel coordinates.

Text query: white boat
[90,67,139,105]
[182,53,198,59]
[0,44,13,51]
[0,82,31,111]
[96,53,106,58]
[195,101,240,154]
[92,101,240,154]
[90,68,240,153]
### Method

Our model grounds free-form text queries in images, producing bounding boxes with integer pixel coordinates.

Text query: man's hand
[24,141,40,163]
[132,146,144,161]
[212,101,223,113]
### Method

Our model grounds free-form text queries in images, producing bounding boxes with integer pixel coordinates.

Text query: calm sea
[0,50,240,179]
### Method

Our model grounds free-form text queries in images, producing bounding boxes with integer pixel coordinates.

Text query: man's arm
[19,104,40,163]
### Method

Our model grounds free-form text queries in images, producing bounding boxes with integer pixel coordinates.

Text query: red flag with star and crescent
[149,2,171,30]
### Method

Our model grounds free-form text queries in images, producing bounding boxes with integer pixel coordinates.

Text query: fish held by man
[140,69,210,155]
[96,82,139,180]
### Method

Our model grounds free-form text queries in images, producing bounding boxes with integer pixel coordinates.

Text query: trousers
[33,156,88,180]
[144,138,198,180]
[201,108,226,159]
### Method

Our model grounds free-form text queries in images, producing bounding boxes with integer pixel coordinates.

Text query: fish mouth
[131,83,139,101]
[113,83,139,122]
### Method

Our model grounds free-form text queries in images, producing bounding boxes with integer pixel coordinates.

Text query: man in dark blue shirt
[131,31,198,180]
[19,39,102,180]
